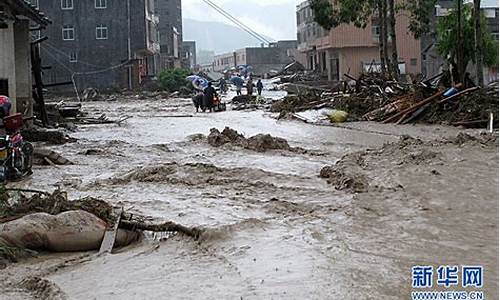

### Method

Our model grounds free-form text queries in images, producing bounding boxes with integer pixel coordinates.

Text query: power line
[202,0,266,44]
[200,0,271,45]
[203,0,271,44]
[43,42,116,69]
[40,45,131,101]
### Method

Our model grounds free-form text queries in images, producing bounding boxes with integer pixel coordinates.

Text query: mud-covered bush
[158,68,192,92]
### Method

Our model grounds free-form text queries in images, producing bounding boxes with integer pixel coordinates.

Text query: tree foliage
[310,0,436,37]
[437,4,498,68]
[401,0,438,38]
[309,0,375,30]
[158,68,192,92]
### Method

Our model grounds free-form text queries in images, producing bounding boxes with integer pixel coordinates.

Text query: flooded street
[1,95,498,299]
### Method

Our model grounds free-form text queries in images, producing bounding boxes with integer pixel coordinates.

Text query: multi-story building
[422,1,499,82]
[155,0,182,69]
[212,41,298,76]
[296,1,422,81]
[35,0,160,91]
[182,41,197,70]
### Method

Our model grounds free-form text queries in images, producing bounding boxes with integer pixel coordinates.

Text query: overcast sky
[182,0,304,41]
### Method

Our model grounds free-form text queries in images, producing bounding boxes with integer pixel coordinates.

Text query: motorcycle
[212,95,227,112]
[0,113,34,182]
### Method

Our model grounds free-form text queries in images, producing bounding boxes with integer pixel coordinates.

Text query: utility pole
[127,0,132,90]
[474,0,484,87]
[456,0,465,85]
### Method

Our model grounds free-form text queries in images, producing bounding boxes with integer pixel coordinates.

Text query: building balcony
[148,41,160,54]
[135,41,160,57]
[146,12,159,24]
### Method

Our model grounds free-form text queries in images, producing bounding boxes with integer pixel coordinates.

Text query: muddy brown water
[1,94,498,299]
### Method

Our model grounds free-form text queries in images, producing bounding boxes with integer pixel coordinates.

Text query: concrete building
[181,41,197,70]
[212,41,298,76]
[155,0,182,69]
[297,1,422,81]
[35,0,160,91]
[0,0,50,113]
[421,1,499,83]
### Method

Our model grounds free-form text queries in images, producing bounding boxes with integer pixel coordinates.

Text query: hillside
[183,18,272,55]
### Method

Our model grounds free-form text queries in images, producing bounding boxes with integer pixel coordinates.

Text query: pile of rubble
[271,72,499,127]
[207,127,301,153]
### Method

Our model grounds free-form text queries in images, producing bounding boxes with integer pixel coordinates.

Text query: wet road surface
[2,95,498,299]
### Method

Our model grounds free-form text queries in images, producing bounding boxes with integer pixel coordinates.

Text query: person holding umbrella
[231,75,244,96]
[256,79,263,96]
[246,78,254,96]
[203,82,217,112]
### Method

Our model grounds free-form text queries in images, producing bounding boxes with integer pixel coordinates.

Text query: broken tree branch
[119,220,203,240]
[437,86,480,103]
[3,188,52,196]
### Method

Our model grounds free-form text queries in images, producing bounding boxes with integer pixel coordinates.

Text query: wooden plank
[99,207,123,255]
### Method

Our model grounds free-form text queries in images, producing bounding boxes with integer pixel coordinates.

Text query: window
[147,21,155,42]
[435,6,450,17]
[62,25,74,40]
[483,8,496,18]
[410,58,418,66]
[29,0,39,9]
[372,25,380,37]
[69,51,77,62]
[95,0,106,9]
[96,25,108,40]
[31,30,41,40]
[61,0,73,10]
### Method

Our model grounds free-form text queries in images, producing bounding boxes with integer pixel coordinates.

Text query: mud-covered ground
[1,93,498,299]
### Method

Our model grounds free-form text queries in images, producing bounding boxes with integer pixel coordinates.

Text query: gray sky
[182,0,304,40]
[183,0,500,41]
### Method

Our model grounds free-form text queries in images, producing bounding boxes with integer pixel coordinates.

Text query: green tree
[403,0,438,39]
[436,4,498,80]
[158,68,192,92]
[310,0,438,78]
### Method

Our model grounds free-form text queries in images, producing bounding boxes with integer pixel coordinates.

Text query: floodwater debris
[0,189,203,265]
[33,149,73,166]
[206,127,305,153]
[319,166,369,193]
[22,128,76,145]
[19,276,67,300]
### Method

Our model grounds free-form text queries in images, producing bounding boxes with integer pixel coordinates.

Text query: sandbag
[0,210,139,252]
